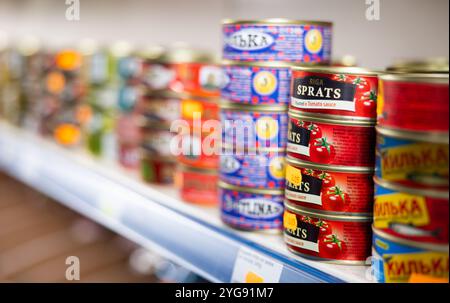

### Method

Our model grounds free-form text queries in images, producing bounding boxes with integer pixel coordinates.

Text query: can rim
[223,221,283,234]
[288,109,377,123]
[379,72,449,84]
[222,144,287,153]
[284,201,373,222]
[376,126,449,144]
[218,180,284,195]
[178,164,218,174]
[222,18,333,26]
[286,156,375,173]
[290,65,379,76]
[221,59,326,68]
[220,101,288,112]
[372,227,449,253]
[288,109,376,126]
[373,177,449,200]
[285,247,369,265]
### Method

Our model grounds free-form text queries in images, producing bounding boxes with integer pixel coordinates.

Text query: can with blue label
[220,102,288,150]
[372,227,449,283]
[221,60,291,105]
[375,126,449,190]
[222,19,332,63]
[220,150,286,190]
[219,181,284,231]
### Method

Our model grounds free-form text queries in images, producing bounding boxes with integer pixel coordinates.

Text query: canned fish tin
[283,202,372,263]
[221,60,291,105]
[140,93,180,124]
[378,73,449,133]
[376,126,449,189]
[141,155,176,184]
[374,177,449,245]
[219,181,284,231]
[181,95,219,124]
[141,124,174,158]
[222,19,332,63]
[285,156,374,215]
[290,66,378,120]
[372,228,449,283]
[177,131,219,170]
[287,110,376,167]
[178,165,218,206]
[220,151,286,189]
[173,61,223,98]
[221,103,288,150]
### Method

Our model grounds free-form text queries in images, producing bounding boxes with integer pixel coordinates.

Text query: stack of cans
[283,66,378,263]
[372,64,449,282]
[219,19,332,231]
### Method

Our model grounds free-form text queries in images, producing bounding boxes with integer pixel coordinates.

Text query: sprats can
[219,181,284,231]
[285,156,374,215]
[283,202,372,263]
[222,19,332,63]
[290,66,378,120]
[373,177,449,245]
[221,60,291,106]
[177,165,218,206]
[375,126,449,189]
[220,150,286,189]
[372,228,449,283]
[377,73,449,134]
[287,111,376,167]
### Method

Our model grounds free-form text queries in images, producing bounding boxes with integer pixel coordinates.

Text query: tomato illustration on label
[310,137,336,164]
[318,234,347,258]
[316,171,335,188]
[315,219,332,237]
[322,186,350,211]
[306,123,322,140]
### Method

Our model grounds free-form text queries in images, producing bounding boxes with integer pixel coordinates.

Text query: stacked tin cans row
[283,66,379,263]
[219,19,332,231]
[372,63,449,282]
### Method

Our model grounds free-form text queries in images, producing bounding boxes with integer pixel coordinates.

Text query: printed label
[287,119,311,155]
[226,29,275,51]
[285,168,323,205]
[291,76,357,111]
[304,29,323,54]
[383,252,449,283]
[253,71,278,96]
[220,155,241,174]
[374,193,430,229]
[283,212,297,230]
[284,219,320,252]
[224,197,283,219]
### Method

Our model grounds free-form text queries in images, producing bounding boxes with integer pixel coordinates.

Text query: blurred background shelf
[0,121,371,283]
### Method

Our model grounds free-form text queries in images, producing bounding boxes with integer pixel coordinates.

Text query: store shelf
[0,121,371,283]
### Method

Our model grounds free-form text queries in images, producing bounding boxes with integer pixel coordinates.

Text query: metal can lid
[379,72,449,84]
[222,18,333,27]
[372,227,449,253]
[220,101,288,112]
[290,65,379,76]
[288,109,376,126]
[178,164,218,175]
[386,58,449,73]
[284,201,373,222]
[376,126,449,144]
[221,59,321,68]
[218,180,284,195]
[222,144,286,153]
[286,156,375,173]
[374,177,449,200]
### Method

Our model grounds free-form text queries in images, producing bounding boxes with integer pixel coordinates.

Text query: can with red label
[141,154,176,184]
[220,150,286,189]
[285,156,374,215]
[221,60,291,106]
[287,110,376,168]
[373,177,449,245]
[176,130,220,170]
[221,102,288,150]
[181,95,220,125]
[378,73,449,134]
[290,66,378,121]
[283,201,372,263]
[219,181,284,231]
[178,165,218,206]
[222,19,332,63]
[375,126,449,190]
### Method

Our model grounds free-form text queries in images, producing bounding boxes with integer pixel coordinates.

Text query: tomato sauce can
[373,177,449,245]
[221,60,291,106]
[220,150,286,189]
[283,202,373,263]
[375,126,449,190]
[290,66,378,121]
[222,19,332,63]
[219,181,284,231]
[372,228,449,283]
[221,103,288,150]
[141,154,176,184]
[378,73,449,133]
[177,165,218,206]
[285,156,374,215]
[287,110,376,167]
